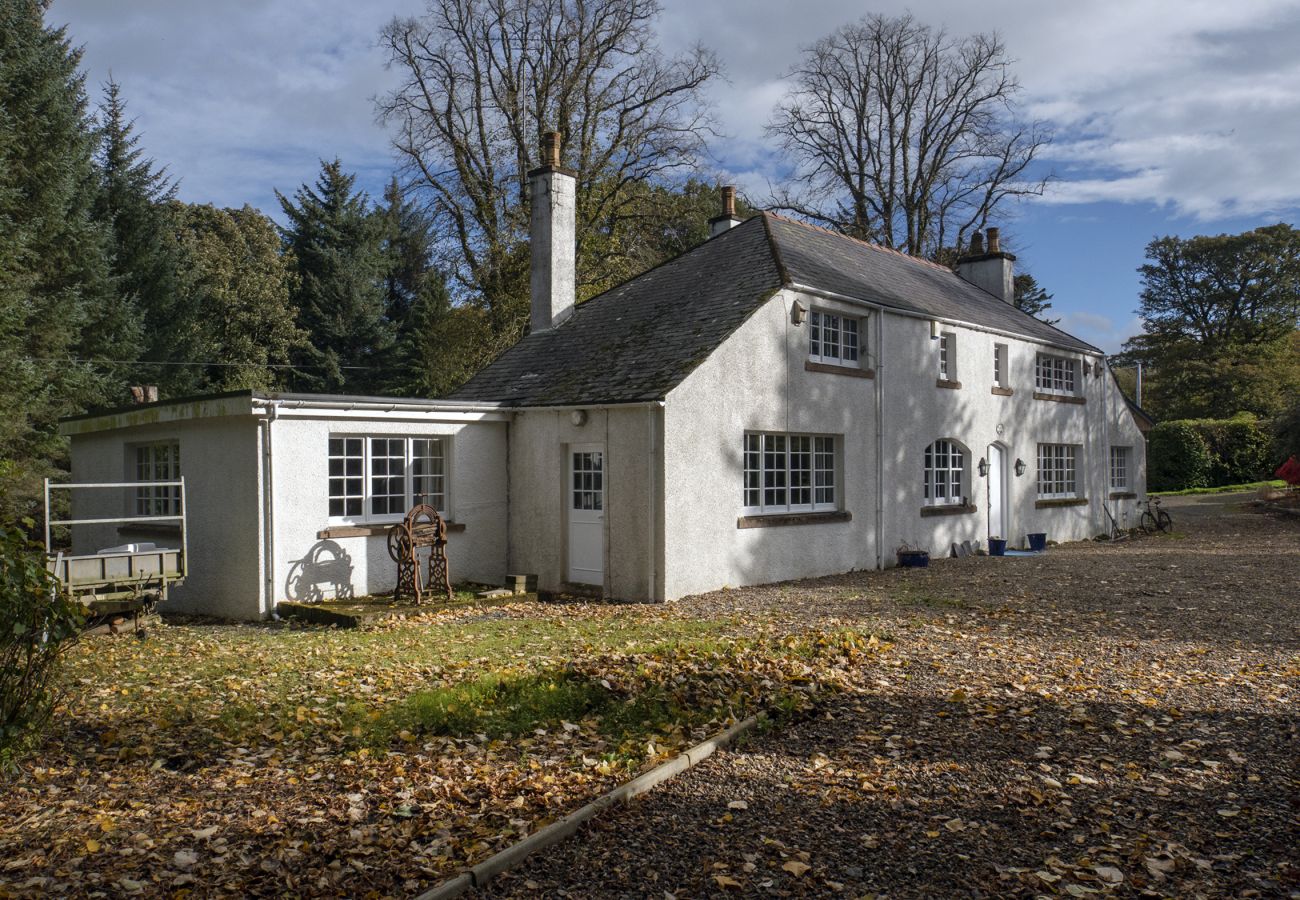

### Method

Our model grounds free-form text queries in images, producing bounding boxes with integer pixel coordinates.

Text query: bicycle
[1139,496,1173,534]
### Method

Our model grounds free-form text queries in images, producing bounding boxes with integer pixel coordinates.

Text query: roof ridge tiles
[763,212,956,274]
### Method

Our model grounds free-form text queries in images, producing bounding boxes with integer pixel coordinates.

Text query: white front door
[987,443,1006,539]
[567,444,605,585]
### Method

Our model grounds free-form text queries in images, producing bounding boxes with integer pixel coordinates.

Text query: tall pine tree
[0,0,115,521]
[277,160,392,393]
[93,78,188,394]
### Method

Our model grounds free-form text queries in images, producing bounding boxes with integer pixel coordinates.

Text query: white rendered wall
[662,290,878,600]
[266,416,508,614]
[68,417,263,619]
[507,406,661,601]
[876,314,1147,559]
[659,289,1148,600]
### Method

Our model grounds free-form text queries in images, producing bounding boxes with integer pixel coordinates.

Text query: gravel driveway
[485,494,1300,898]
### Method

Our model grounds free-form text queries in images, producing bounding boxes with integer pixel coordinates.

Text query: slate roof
[449,213,1100,407]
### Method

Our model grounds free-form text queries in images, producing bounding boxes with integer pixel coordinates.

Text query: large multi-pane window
[923,439,966,506]
[743,432,837,514]
[1038,443,1079,498]
[1110,446,1130,491]
[1035,354,1077,395]
[328,436,447,520]
[808,311,860,367]
[133,442,181,516]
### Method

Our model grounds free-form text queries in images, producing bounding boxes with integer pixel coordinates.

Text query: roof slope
[765,215,1099,353]
[449,216,783,406]
[450,213,1099,407]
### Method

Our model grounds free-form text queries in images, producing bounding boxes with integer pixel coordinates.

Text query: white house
[61,136,1149,619]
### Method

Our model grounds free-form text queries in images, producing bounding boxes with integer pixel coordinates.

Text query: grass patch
[1151,479,1284,497]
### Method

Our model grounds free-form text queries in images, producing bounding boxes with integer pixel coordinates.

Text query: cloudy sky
[53,0,1300,352]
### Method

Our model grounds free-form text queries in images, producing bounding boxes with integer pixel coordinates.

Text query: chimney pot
[721,185,736,217]
[986,227,1001,254]
[969,230,985,255]
[541,131,562,168]
[955,225,1015,303]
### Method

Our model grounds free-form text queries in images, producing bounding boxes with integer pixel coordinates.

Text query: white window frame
[328,435,449,523]
[1110,446,1130,491]
[923,439,967,507]
[1035,353,1077,395]
[808,310,862,367]
[993,343,1008,387]
[743,432,837,515]
[938,332,956,381]
[132,441,181,516]
[1038,443,1079,499]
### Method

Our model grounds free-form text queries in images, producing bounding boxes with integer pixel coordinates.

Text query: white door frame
[987,442,1008,540]
[566,443,605,585]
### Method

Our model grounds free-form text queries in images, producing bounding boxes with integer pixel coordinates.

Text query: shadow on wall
[285,540,356,603]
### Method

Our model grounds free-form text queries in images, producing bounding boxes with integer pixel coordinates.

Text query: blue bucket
[1026,532,1047,552]
[988,538,1007,556]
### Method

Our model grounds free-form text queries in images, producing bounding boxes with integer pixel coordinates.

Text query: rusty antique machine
[386,504,452,604]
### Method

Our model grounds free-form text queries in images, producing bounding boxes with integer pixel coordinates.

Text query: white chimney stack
[956,227,1015,303]
[529,131,576,332]
[709,185,742,237]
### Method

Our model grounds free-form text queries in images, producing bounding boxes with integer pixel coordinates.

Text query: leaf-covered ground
[0,602,875,897]
[484,493,1300,898]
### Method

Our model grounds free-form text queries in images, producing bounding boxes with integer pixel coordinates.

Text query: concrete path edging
[413,714,763,900]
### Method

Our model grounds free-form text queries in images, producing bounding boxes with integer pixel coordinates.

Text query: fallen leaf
[713,874,742,889]
[727,800,748,810]
[782,860,811,877]
[1093,865,1123,884]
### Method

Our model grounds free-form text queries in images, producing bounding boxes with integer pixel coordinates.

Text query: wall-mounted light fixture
[570,409,588,427]
[978,457,989,478]
[1014,457,1026,477]
[930,319,940,340]
[791,300,807,325]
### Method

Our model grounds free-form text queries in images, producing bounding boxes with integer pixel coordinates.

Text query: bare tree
[767,13,1049,256]
[378,0,719,340]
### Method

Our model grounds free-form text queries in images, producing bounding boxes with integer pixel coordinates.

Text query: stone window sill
[1034,497,1089,508]
[805,360,875,378]
[936,379,962,390]
[991,386,1014,396]
[919,503,976,517]
[1033,392,1085,405]
[317,521,466,540]
[737,510,851,529]
[1109,491,1137,500]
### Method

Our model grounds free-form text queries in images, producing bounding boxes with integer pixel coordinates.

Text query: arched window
[924,440,966,506]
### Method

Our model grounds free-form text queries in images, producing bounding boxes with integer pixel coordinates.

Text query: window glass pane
[412,438,445,510]
[328,437,366,518]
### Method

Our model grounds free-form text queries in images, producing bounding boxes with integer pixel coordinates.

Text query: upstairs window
[923,439,966,506]
[1110,446,1130,491]
[133,442,181,516]
[808,310,860,367]
[993,343,1008,387]
[1036,354,1077,395]
[743,432,837,514]
[938,332,956,381]
[328,436,448,521]
[1038,443,1078,499]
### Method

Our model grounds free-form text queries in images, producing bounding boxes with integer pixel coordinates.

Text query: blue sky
[53,0,1300,353]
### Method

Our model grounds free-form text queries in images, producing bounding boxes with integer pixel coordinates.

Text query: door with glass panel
[567,445,604,585]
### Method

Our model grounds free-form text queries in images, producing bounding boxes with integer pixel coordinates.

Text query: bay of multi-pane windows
[370,438,407,516]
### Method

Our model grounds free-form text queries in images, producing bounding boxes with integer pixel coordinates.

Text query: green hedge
[1147,414,1278,492]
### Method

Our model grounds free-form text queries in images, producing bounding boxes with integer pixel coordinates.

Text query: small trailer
[44,478,188,633]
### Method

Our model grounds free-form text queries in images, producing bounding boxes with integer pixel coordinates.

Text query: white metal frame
[326,434,449,525]
[1037,443,1079,499]
[743,431,838,516]
[1035,353,1078,395]
[923,439,967,506]
[808,310,862,367]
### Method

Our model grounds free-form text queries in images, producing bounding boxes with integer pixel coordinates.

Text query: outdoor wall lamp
[978,457,989,478]
[1014,458,1027,477]
[791,300,807,325]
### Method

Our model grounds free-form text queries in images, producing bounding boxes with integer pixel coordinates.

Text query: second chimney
[529,131,576,332]
[955,227,1015,303]
[709,185,742,237]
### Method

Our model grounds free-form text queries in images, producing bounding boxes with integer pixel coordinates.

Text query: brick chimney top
[969,230,985,255]
[986,227,1002,254]
[541,131,562,168]
[720,185,736,218]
